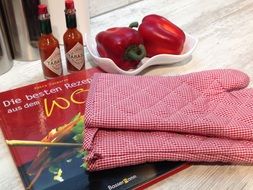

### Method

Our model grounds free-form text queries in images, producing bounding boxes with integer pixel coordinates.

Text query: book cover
[0,68,189,190]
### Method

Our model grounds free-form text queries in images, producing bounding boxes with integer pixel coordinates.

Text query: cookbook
[0,68,189,190]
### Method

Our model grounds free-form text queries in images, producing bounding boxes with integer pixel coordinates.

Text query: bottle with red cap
[38,4,63,79]
[63,0,85,73]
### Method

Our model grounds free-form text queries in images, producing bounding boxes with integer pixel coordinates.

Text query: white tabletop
[1,0,253,189]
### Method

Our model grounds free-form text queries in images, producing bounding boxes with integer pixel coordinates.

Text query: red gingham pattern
[85,69,251,140]
[85,129,253,171]
[83,69,253,171]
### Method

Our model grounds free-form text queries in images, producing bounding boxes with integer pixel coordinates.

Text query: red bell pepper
[138,14,185,57]
[96,27,146,70]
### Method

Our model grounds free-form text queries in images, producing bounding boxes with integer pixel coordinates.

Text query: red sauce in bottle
[38,4,63,79]
[63,0,85,73]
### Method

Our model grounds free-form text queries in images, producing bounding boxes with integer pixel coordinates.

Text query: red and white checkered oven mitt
[84,129,253,171]
[85,69,251,140]
[84,69,253,171]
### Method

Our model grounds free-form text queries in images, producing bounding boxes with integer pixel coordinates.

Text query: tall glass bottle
[38,4,63,79]
[63,0,85,73]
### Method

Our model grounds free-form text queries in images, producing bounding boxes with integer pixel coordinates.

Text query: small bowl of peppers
[86,14,198,75]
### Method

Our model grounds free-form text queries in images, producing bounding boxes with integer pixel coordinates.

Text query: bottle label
[66,42,84,70]
[43,47,62,76]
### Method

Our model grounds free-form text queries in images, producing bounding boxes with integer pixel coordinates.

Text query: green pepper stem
[129,22,139,28]
[124,44,146,61]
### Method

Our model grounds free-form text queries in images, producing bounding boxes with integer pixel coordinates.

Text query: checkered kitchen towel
[84,69,253,171]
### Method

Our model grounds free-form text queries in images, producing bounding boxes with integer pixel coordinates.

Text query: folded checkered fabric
[84,129,253,171]
[84,69,253,171]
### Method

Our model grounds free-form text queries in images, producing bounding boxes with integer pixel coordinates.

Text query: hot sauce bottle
[63,0,85,73]
[38,4,63,79]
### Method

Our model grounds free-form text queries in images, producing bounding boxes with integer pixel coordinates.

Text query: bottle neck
[65,9,77,29]
[39,14,52,35]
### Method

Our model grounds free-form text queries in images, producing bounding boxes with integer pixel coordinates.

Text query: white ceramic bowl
[85,33,198,75]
